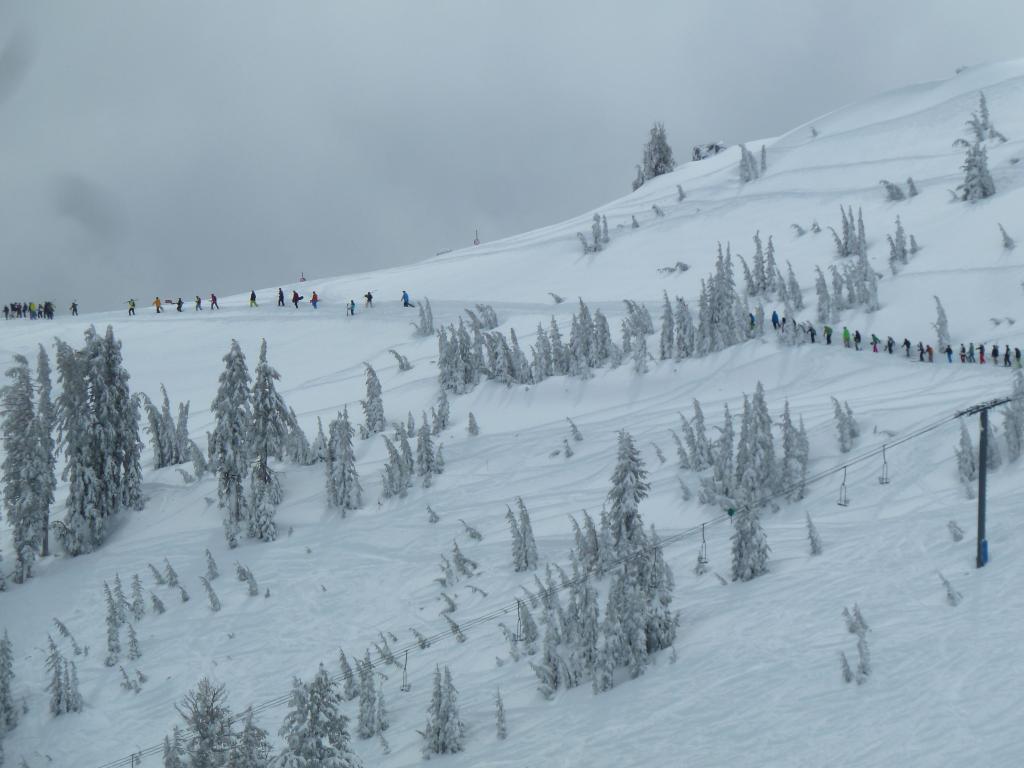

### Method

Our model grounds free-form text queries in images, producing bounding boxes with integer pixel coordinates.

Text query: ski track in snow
[2,59,1024,767]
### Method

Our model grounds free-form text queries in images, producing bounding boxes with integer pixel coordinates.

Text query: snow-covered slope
[2,60,1024,767]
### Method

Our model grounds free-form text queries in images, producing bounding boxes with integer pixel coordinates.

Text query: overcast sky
[1,0,1022,311]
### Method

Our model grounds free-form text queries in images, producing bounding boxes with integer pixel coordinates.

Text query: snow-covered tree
[130,573,146,621]
[416,418,438,486]
[356,652,377,739]
[806,513,822,555]
[956,419,978,497]
[210,339,252,548]
[659,291,674,360]
[999,223,1016,251]
[639,122,675,183]
[248,339,288,542]
[0,631,16,731]
[414,297,435,337]
[422,666,464,757]
[814,266,832,324]
[1003,370,1024,462]
[325,407,362,513]
[606,431,650,558]
[780,401,809,500]
[34,345,56,557]
[957,141,996,201]
[786,262,804,310]
[933,296,951,352]
[731,504,769,581]
[832,397,856,453]
[227,709,271,768]
[467,412,479,436]
[494,688,507,740]
[276,665,359,767]
[174,678,236,767]
[361,364,385,436]
[2,354,41,582]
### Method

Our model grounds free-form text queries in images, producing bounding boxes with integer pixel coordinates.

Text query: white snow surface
[2,60,1024,767]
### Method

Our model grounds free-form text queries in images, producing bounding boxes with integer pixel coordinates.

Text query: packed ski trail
[2,60,1024,767]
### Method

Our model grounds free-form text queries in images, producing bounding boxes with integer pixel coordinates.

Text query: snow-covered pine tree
[104,583,120,666]
[325,407,362,513]
[999,223,1016,251]
[354,651,377,740]
[34,345,56,558]
[506,505,525,571]
[494,687,507,740]
[780,401,808,500]
[414,298,435,337]
[0,631,16,731]
[127,622,141,659]
[806,513,822,555]
[248,339,288,542]
[957,141,996,201]
[606,431,650,559]
[832,397,855,453]
[130,573,146,621]
[814,267,832,324]
[311,417,328,463]
[986,424,1003,470]
[210,339,252,548]
[1002,370,1024,462]
[200,577,221,612]
[786,262,804,310]
[338,649,358,701]
[175,678,236,766]
[150,591,166,615]
[361,364,385,436]
[548,318,569,376]
[955,419,978,497]
[517,497,539,571]
[421,666,465,757]
[672,296,695,360]
[45,636,65,715]
[284,407,314,466]
[416,418,438,486]
[887,215,909,273]
[227,708,271,768]
[933,296,951,353]
[641,122,676,181]
[760,144,767,174]
[731,503,770,581]
[2,354,41,582]
[467,412,479,436]
[879,179,905,201]
[659,291,674,360]
[590,214,603,253]
[113,573,129,625]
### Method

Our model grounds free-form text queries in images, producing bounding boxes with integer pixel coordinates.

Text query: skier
[926,345,934,363]
[979,345,986,365]
[853,330,861,351]
[1016,348,1022,368]
[250,290,258,308]
[870,333,879,353]
[2,305,7,320]
[771,310,780,330]
[364,291,373,308]
[291,290,302,309]
[347,299,356,316]
[278,288,285,307]
[808,324,816,343]
[917,342,924,361]
[195,295,203,311]
[749,312,755,330]
[886,336,895,354]
[842,327,851,348]
[153,297,163,314]
[992,344,999,365]
[959,344,966,363]
[176,297,184,312]
[1004,347,1011,367]
[310,291,319,309]
[945,345,953,363]
[70,301,79,316]
[128,299,136,316]
[401,290,413,308]
[210,293,219,309]
[968,343,976,363]
[824,325,833,345]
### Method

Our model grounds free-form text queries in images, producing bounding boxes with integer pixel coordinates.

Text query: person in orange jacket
[153,296,162,313]
[310,291,319,309]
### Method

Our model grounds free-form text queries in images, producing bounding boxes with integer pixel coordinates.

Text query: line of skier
[3,301,61,320]
[767,309,1022,368]
[128,289,418,316]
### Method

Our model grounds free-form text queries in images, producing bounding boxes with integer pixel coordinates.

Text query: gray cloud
[1,0,1022,310]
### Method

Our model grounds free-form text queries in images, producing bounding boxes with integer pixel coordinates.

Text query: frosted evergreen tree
[164,558,180,588]
[786,262,804,309]
[414,297,435,337]
[590,214,603,253]
[802,513,822,556]
[517,497,539,571]
[34,345,56,557]
[113,573,129,625]
[640,122,676,181]
[361,364,385,436]
[738,255,755,297]
[227,709,271,768]
[45,636,65,715]
[104,582,121,666]
[750,231,767,295]
[2,354,41,582]
[659,291,674,360]
[832,397,855,453]
[933,296,951,352]
[127,622,141,659]
[672,297,695,360]
[879,179,905,201]
[200,577,221,612]
[376,678,389,734]
[205,549,219,581]
[707,403,734,502]
[0,631,15,732]
[467,412,479,436]
[150,591,166,614]
[163,727,185,768]
[814,267,832,324]
[780,401,808,500]
[999,223,1016,251]
[689,400,713,470]
[1002,370,1024,462]
[986,424,1003,470]
[311,417,328,463]
[378,436,405,500]
[422,666,464,757]
[738,144,759,182]
[356,652,377,739]
[606,431,650,559]
[956,419,978,496]
[760,144,767,174]
[416,419,438,486]
[285,407,314,466]
[326,407,362,513]
[494,688,507,740]
[210,339,252,548]
[248,339,288,542]
[175,678,235,767]
[957,141,996,201]
[175,401,191,466]
[548,317,569,375]
[731,504,770,581]
[94,327,144,513]
[906,176,919,196]
[338,649,358,701]
[130,573,146,621]
[887,215,909,273]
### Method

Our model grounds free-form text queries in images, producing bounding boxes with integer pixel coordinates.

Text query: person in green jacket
[842,326,851,348]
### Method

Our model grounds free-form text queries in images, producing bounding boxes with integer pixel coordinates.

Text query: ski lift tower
[473,229,480,246]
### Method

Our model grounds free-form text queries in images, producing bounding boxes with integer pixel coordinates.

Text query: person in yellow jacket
[153,296,163,314]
